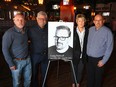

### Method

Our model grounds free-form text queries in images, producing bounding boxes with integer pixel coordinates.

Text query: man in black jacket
[28,11,48,87]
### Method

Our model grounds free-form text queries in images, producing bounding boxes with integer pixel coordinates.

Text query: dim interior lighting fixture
[63,0,70,5]
[74,7,76,10]
[14,6,18,9]
[83,5,90,9]
[4,0,11,2]
[38,0,43,4]
[14,11,21,16]
[102,12,110,16]
[91,11,95,16]
[21,5,31,11]
[52,4,60,9]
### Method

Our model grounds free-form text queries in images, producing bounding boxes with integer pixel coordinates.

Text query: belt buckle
[15,58,24,60]
[19,58,23,60]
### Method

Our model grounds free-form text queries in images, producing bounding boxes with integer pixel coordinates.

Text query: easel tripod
[42,59,77,87]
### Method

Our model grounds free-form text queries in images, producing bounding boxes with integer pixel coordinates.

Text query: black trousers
[31,53,48,87]
[87,56,104,87]
[73,59,84,84]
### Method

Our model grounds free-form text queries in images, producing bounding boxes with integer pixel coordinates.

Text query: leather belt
[15,58,27,60]
[87,56,103,59]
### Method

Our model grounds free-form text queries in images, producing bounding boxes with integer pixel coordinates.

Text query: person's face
[55,29,70,50]
[36,15,47,28]
[76,17,85,28]
[13,14,25,29]
[93,15,105,29]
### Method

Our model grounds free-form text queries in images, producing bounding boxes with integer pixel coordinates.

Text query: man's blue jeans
[11,58,32,87]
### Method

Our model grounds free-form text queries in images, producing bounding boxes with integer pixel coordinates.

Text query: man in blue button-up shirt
[87,14,113,87]
[2,13,31,87]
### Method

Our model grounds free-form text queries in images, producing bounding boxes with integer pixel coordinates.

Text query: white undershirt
[76,27,85,58]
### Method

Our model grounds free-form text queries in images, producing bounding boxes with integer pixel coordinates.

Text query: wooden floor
[0,37,116,87]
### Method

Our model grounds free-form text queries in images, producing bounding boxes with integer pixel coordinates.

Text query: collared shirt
[87,26,113,64]
[76,27,85,58]
[2,26,28,67]
[28,25,48,54]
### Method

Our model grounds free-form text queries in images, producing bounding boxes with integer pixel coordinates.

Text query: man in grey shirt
[87,14,113,87]
[2,13,31,87]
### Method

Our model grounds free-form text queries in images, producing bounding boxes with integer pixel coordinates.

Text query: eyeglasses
[94,19,102,22]
[54,36,69,41]
[37,18,47,21]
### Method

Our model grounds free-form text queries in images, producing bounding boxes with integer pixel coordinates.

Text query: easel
[42,59,77,87]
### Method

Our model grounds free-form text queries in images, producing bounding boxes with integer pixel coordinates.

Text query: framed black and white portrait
[48,22,74,61]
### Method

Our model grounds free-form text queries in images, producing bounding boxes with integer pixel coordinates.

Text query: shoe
[72,83,75,87]
[76,83,79,87]
[72,83,79,87]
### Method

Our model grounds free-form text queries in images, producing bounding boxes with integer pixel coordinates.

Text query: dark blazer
[73,27,89,64]
[28,25,48,54]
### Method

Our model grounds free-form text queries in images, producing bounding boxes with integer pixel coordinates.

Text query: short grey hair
[37,11,47,19]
